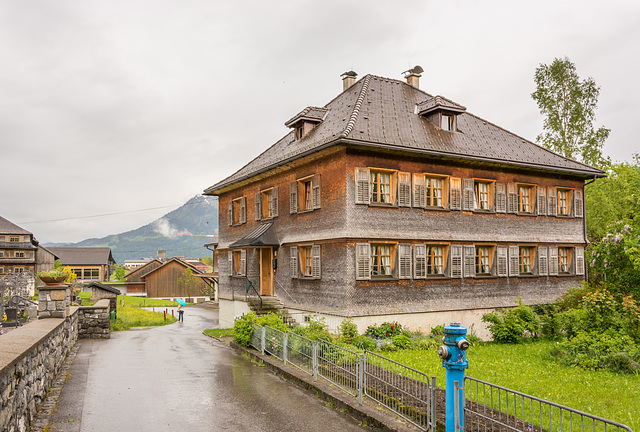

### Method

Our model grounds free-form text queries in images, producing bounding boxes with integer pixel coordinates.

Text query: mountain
[44,195,218,264]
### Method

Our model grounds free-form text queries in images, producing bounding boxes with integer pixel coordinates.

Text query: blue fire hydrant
[438,323,469,432]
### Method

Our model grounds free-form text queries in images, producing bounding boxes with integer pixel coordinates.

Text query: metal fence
[457,377,634,432]
[250,324,437,431]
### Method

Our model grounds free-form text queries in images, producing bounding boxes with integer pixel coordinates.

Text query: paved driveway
[45,304,367,431]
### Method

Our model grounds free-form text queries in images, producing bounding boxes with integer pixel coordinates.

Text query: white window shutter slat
[507,184,518,214]
[228,202,233,226]
[255,192,262,220]
[508,246,519,277]
[450,245,462,278]
[574,190,583,218]
[240,197,247,224]
[228,251,233,276]
[290,182,298,214]
[462,179,474,211]
[495,182,507,213]
[290,246,298,279]
[312,175,321,209]
[537,188,546,216]
[312,245,321,279]
[398,244,412,279]
[398,172,411,207]
[355,168,370,204]
[414,244,426,279]
[497,246,508,277]
[463,245,476,278]
[272,187,279,217]
[548,187,557,216]
[355,243,371,280]
[538,246,548,276]
[450,178,461,210]
[240,249,247,276]
[548,246,559,275]
[413,174,426,208]
[575,247,585,276]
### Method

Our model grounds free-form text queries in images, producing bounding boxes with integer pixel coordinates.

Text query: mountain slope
[44,195,218,264]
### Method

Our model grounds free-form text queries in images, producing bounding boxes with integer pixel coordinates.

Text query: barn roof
[49,247,115,266]
[205,74,604,195]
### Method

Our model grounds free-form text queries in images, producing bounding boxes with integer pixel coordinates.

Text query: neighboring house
[203,69,604,334]
[183,258,212,273]
[83,281,121,314]
[123,258,153,270]
[123,259,163,295]
[49,247,116,283]
[0,216,58,295]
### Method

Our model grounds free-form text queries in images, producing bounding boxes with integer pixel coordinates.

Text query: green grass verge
[111,295,178,330]
[116,295,180,307]
[382,340,640,430]
[204,328,233,338]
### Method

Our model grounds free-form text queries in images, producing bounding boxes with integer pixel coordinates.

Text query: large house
[203,69,604,335]
[0,216,57,295]
[49,247,116,283]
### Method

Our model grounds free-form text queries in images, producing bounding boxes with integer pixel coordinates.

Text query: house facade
[49,247,116,283]
[204,71,604,335]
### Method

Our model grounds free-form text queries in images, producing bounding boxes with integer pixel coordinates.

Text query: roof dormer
[285,106,328,140]
[416,96,466,132]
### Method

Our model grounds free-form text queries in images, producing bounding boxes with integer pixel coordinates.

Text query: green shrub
[416,338,438,350]
[353,335,377,351]
[391,334,412,349]
[429,325,445,338]
[482,299,540,343]
[256,312,289,332]
[364,321,405,338]
[296,315,333,342]
[233,312,258,346]
[555,330,639,373]
[466,324,484,346]
[338,318,359,344]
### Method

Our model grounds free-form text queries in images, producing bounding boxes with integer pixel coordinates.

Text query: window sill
[516,212,537,217]
[369,203,396,208]
[473,209,494,214]
[423,206,449,212]
[474,274,495,279]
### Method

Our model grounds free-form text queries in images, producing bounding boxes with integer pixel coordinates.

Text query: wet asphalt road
[47,305,367,432]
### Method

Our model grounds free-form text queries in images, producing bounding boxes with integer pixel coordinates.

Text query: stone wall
[77,299,111,339]
[0,309,78,432]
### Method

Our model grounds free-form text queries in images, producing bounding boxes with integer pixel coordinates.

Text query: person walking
[177,304,184,322]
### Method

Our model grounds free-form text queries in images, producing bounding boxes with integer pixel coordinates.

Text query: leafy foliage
[337,318,359,344]
[531,57,610,168]
[589,223,640,297]
[482,299,540,343]
[364,321,406,338]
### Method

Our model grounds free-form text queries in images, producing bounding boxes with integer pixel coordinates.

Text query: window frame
[291,244,321,279]
[558,247,572,274]
[229,197,247,226]
[14,251,25,258]
[425,175,447,208]
[474,179,495,211]
[519,246,535,275]
[557,188,573,216]
[9,236,20,243]
[517,184,536,214]
[475,245,494,276]
[370,169,395,205]
[291,174,321,214]
[371,243,394,277]
[441,113,455,131]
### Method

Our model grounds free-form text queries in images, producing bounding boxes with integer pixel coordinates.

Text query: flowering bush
[364,321,406,339]
[590,222,640,297]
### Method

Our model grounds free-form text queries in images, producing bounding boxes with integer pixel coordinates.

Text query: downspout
[583,175,598,283]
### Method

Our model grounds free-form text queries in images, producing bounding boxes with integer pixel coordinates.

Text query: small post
[358,354,365,404]
[438,323,469,432]
[283,333,288,365]
[163,310,166,321]
[261,326,266,355]
[312,341,318,381]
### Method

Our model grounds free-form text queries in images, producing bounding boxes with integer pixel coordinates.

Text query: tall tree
[532,57,610,168]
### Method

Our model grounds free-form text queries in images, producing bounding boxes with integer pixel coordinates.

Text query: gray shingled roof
[205,74,604,194]
[48,247,115,266]
[0,216,32,236]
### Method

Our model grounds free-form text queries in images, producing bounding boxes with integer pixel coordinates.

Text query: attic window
[296,124,305,139]
[441,114,455,131]
[416,96,466,132]
[285,106,328,140]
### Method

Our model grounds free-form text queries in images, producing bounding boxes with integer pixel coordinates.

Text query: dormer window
[416,96,466,132]
[285,106,328,140]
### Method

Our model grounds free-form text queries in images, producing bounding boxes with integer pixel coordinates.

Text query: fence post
[261,326,266,355]
[283,332,288,365]
[358,354,364,405]
[312,341,318,381]
[438,323,470,432]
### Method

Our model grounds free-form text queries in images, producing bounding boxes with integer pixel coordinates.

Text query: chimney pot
[341,70,358,91]
[403,65,423,89]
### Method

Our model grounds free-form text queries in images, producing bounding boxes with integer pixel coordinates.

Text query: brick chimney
[403,65,424,89]
[341,70,357,91]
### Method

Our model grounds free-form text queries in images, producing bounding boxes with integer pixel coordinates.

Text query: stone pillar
[38,284,71,319]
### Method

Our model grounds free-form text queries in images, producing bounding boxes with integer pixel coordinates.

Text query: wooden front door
[260,248,273,296]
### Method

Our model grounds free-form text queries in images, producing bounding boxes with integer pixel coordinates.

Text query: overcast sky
[2,0,638,244]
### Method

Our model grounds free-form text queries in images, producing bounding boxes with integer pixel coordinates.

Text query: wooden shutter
[312,175,321,209]
[538,246,548,276]
[575,247,585,276]
[548,246,559,275]
[355,243,371,280]
[547,187,557,216]
[574,190,583,218]
[495,182,506,213]
[450,245,462,278]
[290,181,298,214]
[450,178,461,210]
[496,246,508,277]
[398,172,411,207]
[507,184,518,214]
[240,249,247,276]
[228,202,233,226]
[290,246,298,279]
[240,197,247,224]
[272,187,279,217]
[537,187,546,216]
[312,245,321,279]
[508,246,519,277]
[413,174,426,208]
[398,244,412,279]
[462,179,474,211]
[228,251,233,276]
[355,168,370,204]
[463,245,475,278]
[255,192,262,220]
[414,244,426,279]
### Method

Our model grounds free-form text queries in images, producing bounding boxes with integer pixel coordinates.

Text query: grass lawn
[383,340,640,430]
[111,295,178,330]
[204,328,233,338]
[117,295,180,307]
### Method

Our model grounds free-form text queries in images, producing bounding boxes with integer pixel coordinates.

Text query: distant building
[49,247,116,283]
[123,258,154,270]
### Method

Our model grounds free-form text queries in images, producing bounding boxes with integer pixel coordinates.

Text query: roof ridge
[341,74,371,138]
